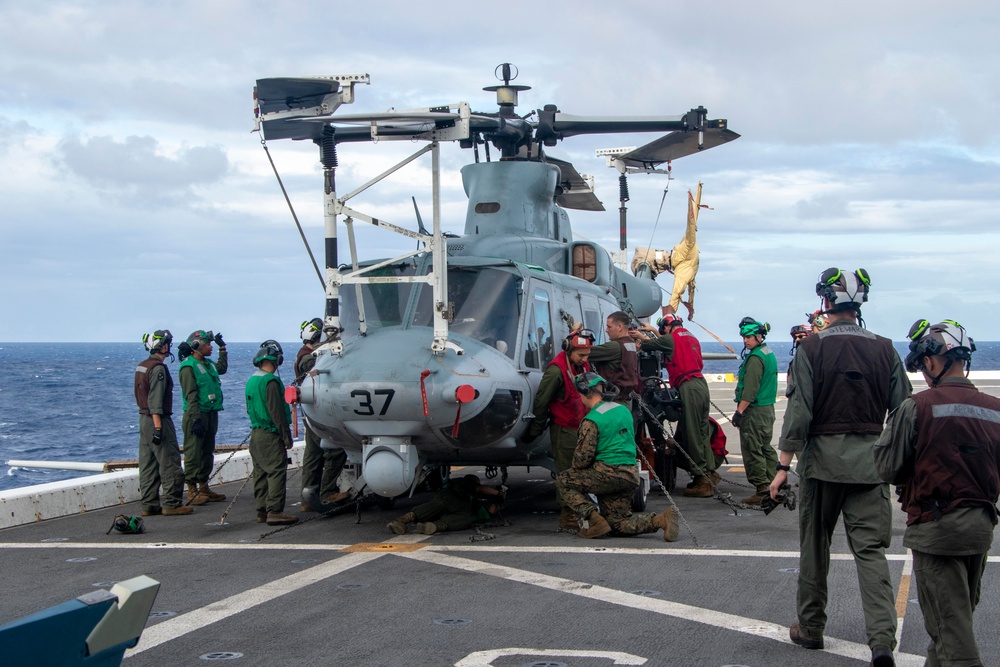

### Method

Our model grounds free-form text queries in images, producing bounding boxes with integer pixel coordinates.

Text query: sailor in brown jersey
[296,318,349,510]
[876,320,1000,667]
[134,330,191,516]
[771,267,911,667]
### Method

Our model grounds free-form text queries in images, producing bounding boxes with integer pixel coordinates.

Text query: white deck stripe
[125,550,385,656]
[399,549,926,666]
[3,541,999,563]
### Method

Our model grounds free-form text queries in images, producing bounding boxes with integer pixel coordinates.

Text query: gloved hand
[213,332,225,347]
[151,428,162,446]
[521,431,539,445]
[192,418,206,438]
[731,410,744,428]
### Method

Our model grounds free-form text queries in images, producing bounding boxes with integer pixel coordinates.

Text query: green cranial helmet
[142,329,173,352]
[253,339,284,368]
[574,371,607,394]
[738,317,770,339]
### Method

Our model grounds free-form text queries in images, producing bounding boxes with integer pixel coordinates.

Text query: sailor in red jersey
[524,329,595,530]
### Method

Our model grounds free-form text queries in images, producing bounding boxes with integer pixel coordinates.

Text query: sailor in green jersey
[245,340,298,526]
[178,329,228,505]
[555,373,679,541]
[733,317,779,505]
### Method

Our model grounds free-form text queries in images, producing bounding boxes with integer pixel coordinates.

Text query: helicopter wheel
[631,476,648,512]
[656,449,677,493]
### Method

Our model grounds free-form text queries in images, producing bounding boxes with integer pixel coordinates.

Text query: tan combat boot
[682,475,714,498]
[199,482,226,502]
[256,510,267,523]
[162,505,194,516]
[187,483,209,506]
[741,485,770,506]
[414,522,439,535]
[387,511,417,535]
[578,511,612,539]
[266,511,299,526]
[322,491,351,504]
[652,506,680,542]
[558,507,578,531]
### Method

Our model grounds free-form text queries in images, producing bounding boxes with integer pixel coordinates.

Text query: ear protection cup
[187,330,213,351]
[562,329,596,352]
[253,339,285,368]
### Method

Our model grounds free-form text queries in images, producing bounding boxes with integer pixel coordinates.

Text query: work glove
[731,411,744,429]
[192,418,206,438]
[213,332,225,347]
[151,428,162,446]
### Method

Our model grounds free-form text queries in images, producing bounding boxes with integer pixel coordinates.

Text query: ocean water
[2,341,999,492]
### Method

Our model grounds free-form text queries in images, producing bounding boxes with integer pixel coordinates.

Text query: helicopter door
[579,295,603,342]
[523,286,554,370]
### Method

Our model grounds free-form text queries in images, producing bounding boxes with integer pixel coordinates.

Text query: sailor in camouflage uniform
[556,372,679,541]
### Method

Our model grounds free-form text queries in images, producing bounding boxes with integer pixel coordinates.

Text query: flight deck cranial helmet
[904,319,976,382]
[253,340,284,368]
[657,314,683,335]
[739,317,769,340]
[143,329,173,353]
[562,328,596,352]
[573,371,619,401]
[815,267,871,313]
[186,330,214,351]
[300,318,323,344]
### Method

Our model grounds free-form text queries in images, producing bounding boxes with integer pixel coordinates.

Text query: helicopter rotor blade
[617,128,741,166]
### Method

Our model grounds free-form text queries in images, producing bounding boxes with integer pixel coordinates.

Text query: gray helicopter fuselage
[297,160,663,497]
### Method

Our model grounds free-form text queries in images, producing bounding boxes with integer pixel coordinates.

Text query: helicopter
[253,64,739,505]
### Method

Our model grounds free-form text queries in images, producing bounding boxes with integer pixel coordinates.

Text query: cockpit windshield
[412,267,521,358]
[338,263,420,339]
[338,264,522,358]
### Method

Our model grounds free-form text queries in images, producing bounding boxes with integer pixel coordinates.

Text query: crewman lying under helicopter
[555,372,679,541]
[386,475,504,536]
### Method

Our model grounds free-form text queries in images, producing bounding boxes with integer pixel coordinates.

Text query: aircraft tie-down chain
[633,395,796,517]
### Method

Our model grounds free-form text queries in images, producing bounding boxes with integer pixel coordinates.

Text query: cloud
[56,134,228,197]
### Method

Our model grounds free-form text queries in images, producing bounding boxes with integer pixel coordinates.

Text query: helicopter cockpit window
[338,263,419,340]
[523,288,553,369]
[474,202,501,214]
[411,267,520,358]
[572,244,598,282]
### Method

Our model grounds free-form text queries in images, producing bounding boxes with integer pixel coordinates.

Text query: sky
[1,1,998,344]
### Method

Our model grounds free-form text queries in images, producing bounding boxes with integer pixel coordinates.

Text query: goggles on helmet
[904,318,976,372]
[565,329,596,350]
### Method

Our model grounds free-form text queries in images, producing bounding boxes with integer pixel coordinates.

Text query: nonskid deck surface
[2,382,999,667]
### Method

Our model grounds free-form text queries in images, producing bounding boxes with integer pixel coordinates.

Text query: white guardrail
[0,443,306,530]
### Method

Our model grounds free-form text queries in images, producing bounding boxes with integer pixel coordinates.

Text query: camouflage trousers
[556,461,657,535]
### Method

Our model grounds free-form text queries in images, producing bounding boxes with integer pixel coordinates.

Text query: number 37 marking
[351,389,395,416]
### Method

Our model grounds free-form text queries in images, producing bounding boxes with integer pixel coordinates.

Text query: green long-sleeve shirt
[527,364,568,440]
[737,354,764,404]
[146,363,169,416]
